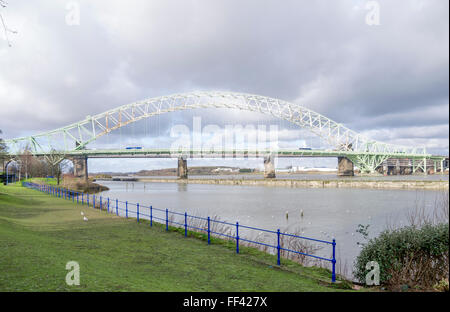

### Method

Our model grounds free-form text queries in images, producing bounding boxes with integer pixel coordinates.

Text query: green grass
[0,183,353,292]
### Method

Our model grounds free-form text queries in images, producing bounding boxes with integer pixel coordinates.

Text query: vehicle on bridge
[125,146,143,150]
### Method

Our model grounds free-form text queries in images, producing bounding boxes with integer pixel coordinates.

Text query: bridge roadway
[65,148,442,158]
[61,148,446,181]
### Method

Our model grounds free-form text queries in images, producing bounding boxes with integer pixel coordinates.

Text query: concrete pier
[177,157,188,179]
[264,155,276,178]
[72,156,88,182]
[337,157,354,176]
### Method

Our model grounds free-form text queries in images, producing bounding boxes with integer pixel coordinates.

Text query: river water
[97,177,447,279]
[123,173,449,181]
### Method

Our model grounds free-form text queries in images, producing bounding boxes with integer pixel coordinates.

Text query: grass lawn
[0,183,353,292]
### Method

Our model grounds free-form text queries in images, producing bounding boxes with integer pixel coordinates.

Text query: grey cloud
[0,0,448,168]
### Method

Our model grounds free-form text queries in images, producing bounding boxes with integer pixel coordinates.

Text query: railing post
[87,193,89,207]
[150,206,153,227]
[100,196,102,210]
[165,209,168,231]
[332,239,336,283]
[236,222,239,254]
[126,201,128,218]
[116,199,118,216]
[82,193,84,205]
[277,229,281,266]
[93,195,96,209]
[184,212,187,237]
[137,203,140,223]
[207,216,211,245]
[107,198,110,213]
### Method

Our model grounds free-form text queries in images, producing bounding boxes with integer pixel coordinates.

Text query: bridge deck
[52,149,445,160]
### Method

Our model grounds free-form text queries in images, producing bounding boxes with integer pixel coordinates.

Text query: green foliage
[356,224,370,247]
[354,223,449,286]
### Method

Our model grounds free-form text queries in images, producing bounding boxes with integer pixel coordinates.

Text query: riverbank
[116,177,449,190]
[31,177,109,194]
[0,183,352,291]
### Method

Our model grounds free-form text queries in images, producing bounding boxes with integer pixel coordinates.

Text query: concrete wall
[136,177,449,190]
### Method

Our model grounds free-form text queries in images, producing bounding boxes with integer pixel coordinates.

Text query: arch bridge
[2,91,447,180]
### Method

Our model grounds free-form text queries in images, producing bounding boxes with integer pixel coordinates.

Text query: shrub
[354,223,449,289]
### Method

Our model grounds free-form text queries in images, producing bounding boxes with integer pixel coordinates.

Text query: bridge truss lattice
[3,91,435,173]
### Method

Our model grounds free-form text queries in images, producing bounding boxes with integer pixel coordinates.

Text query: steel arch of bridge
[3,91,431,172]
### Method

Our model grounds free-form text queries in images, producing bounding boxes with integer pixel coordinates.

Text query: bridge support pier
[382,162,388,176]
[177,157,188,179]
[264,155,276,179]
[72,156,88,183]
[337,157,354,176]
[395,159,401,175]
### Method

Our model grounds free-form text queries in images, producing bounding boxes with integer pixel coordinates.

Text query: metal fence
[22,181,337,282]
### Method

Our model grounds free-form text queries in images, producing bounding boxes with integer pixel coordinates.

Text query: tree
[45,150,70,185]
[0,129,7,172]
[0,0,16,47]
[17,145,48,179]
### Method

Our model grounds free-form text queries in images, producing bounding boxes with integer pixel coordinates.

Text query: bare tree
[45,151,71,185]
[17,146,48,179]
[0,0,17,47]
[0,129,7,174]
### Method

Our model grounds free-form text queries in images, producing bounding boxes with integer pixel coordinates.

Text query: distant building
[212,167,238,173]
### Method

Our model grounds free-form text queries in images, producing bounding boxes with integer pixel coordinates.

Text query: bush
[354,223,449,289]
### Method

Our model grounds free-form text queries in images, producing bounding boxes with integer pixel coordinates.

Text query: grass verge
[0,183,354,292]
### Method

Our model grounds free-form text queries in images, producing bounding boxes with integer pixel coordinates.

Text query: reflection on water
[99,180,446,279]
[130,173,449,181]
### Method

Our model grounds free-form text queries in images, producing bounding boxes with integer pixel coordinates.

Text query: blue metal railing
[22,181,337,282]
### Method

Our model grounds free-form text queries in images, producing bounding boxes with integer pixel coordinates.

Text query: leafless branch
[0,0,17,47]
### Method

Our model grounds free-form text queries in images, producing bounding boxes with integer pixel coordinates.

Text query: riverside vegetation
[354,191,449,291]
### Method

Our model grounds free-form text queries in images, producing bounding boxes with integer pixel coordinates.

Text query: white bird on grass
[83,216,88,221]
[81,211,84,216]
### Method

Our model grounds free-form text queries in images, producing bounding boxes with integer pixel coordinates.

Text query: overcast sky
[0,0,448,172]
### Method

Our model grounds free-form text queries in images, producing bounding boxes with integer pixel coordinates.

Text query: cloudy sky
[0,0,448,172]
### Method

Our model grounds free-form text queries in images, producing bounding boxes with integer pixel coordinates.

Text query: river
[97,177,447,279]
